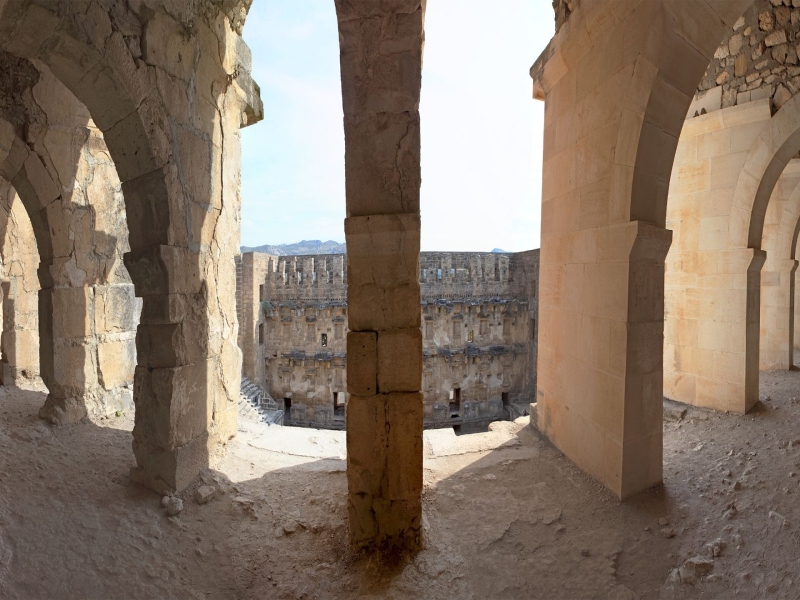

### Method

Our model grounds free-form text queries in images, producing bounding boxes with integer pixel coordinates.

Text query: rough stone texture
[237,250,539,429]
[690,0,800,114]
[334,0,425,552]
[0,55,139,421]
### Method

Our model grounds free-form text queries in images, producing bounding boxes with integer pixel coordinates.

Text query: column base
[131,430,210,494]
[346,393,423,553]
[38,393,87,424]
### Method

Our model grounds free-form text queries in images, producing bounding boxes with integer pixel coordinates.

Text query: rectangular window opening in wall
[425,322,433,340]
[449,387,461,417]
[422,268,427,281]
[334,323,343,340]
[503,319,510,336]
[453,321,461,340]
[307,323,315,342]
[333,392,345,416]
[502,392,509,407]
[258,323,264,344]
[468,329,474,343]
[480,320,488,336]
[259,284,265,302]
[437,268,442,280]
[321,333,328,347]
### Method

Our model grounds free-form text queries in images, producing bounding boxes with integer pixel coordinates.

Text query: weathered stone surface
[347,331,377,396]
[377,328,421,393]
[346,393,423,550]
[0,0,261,492]
[335,0,425,551]
[238,250,539,428]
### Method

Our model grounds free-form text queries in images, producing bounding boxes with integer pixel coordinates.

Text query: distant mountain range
[240,240,347,256]
[240,240,511,255]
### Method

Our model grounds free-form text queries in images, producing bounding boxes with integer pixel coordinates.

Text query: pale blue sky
[241,1,553,252]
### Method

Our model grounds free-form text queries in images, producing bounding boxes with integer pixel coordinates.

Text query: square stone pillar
[537,221,672,499]
[345,215,423,551]
[335,0,425,552]
[759,259,797,370]
[38,285,92,424]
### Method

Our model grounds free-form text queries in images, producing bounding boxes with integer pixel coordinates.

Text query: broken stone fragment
[683,556,714,578]
[282,520,297,534]
[194,485,215,505]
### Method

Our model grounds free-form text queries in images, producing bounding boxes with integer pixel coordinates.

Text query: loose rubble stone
[194,486,215,505]
[165,497,183,517]
[705,539,726,557]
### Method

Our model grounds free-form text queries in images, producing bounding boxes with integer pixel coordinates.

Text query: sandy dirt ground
[2,372,800,599]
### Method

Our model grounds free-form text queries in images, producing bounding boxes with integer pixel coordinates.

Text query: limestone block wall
[665,100,773,412]
[760,159,800,369]
[0,55,141,419]
[530,0,751,500]
[238,250,539,428]
[0,0,263,493]
[510,250,540,397]
[0,183,40,384]
[237,252,273,384]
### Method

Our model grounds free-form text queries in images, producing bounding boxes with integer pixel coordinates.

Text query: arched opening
[531,0,756,498]
[0,1,260,493]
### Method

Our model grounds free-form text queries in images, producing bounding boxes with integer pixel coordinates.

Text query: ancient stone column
[335,0,425,551]
[760,258,797,370]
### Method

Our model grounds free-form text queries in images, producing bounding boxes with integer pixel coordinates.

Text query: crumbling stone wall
[238,251,539,429]
[692,0,800,113]
[0,0,262,493]
[0,52,140,419]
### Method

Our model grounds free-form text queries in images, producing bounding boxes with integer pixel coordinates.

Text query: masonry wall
[690,0,800,115]
[0,185,39,384]
[237,250,539,428]
[760,159,800,369]
[665,100,773,411]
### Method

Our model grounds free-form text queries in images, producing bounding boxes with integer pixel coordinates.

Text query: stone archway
[0,55,141,423]
[0,180,40,384]
[0,1,262,492]
[530,0,755,499]
[759,160,800,371]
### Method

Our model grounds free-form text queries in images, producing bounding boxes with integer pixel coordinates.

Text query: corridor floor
[2,373,800,599]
